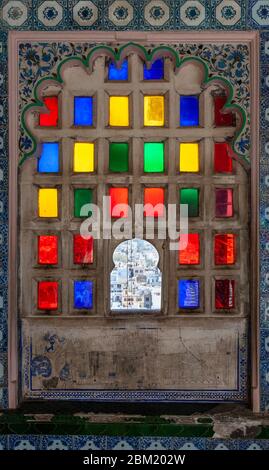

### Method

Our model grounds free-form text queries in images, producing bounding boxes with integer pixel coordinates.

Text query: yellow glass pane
[179,143,199,172]
[74,142,94,172]
[144,96,164,126]
[38,188,58,217]
[109,96,129,126]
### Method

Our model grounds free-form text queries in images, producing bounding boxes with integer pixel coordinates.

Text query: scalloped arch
[20,42,248,166]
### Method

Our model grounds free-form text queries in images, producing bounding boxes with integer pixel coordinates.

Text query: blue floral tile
[70,0,102,28]
[0,128,8,159]
[0,0,32,30]
[238,440,269,450]
[9,435,41,450]
[41,435,73,450]
[207,439,239,450]
[249,0,269,28]
[73,435,107,450]
[176,0,210,29]
[140,437,206,450]
[0,98,8,125]
[0,352,7,387]
[0,63,7,95]
[0,317,8,353]
[212,0,245,29]
[0,434,8,450]
[142,0,174,29]
[261,32,269,60]
[0,192,8,225]
[33,0,67,30]
[107,436,139,450]
[103,0,140,30]
[0,159,8,192]
[0,386,8,409]
[261,393,269,411]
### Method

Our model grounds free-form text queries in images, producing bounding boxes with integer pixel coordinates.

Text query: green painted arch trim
[20,42,248,166]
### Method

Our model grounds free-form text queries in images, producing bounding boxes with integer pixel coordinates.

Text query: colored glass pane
[180,188,199,217]
[74,189,93,218]
[109,187,129,218]
[144,188,164,217]
[214,234,236,265]
[144,96,164,126]
[74,280,93,309]
[109,143,129,172]
[214,143,233,173]
[143,58,164,80]
[38,188,58,218]
[74,142,94,172]
[39,96,58,127]
[180,96,199,126]
[73,235,93,264]
[215,279,235,309]
[38,235,58,265]
[109,96,129,126]
[74,97,93,126]
[214,96,235,127]
[178,280,200,309]
[179,233,200,265]
[108,59,128,80]
[215,188,233,217]
[179,143,199,172]
[38,142,59,173]
[38,281,58,310]
[144,142,164,173]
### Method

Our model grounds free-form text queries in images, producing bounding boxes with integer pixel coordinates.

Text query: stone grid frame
[0,1,268,417]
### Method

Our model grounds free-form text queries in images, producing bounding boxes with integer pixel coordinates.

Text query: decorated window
[14,37,252,404]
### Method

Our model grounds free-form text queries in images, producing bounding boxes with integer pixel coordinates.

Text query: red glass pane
[215,280,235,309]
[215,189,233,217]
[39,96,59,127]
[73,234,93,264]
[214,143,233,173]
[214,234,236,265]
[38,281,58,310]
[38,235,58,265]
[179,233,200,265]
[144,188,164,217]
[109,187,129,218]
[214,96,235,127]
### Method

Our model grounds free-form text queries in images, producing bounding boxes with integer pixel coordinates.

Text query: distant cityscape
[110,239,162,311]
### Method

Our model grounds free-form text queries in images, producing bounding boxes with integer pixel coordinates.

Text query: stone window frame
[8,31,259,410]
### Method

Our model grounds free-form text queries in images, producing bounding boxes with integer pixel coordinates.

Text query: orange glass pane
[39,96,58,127]
[214,234,236,265]
[179,233,200,265]
[109,187,129,218]
[144,188,164,217]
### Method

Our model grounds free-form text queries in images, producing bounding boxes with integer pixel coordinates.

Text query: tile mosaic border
[0,0,268,412]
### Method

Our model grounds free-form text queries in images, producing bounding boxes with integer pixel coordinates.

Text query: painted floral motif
[7,6,23,20]
[18,42,250,162]
[257,4,269,20]
[149,5,165,20]
[113,6,128,20]
[42,6,58,21]
[185,6,200,21]
[78,6,93,20]
[221,5,236,20]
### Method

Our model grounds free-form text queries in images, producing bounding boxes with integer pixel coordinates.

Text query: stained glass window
[144,96,164,126]
[214,234,236,265]
[38,235,58,265]
[215,188,233,217]
[74,188,93,218]
[38,281,58,310]
[180,189,199,217]
[73,235,93,264]
[144,142,164,173]
[74,280,93,309]
[108,59,128,80]
[214,95,235,127]
[74,97,93,126]
[74,142,94,172]
[215,279,235,309]
[214,142,233,173]
[109,187,129,218]
[39,96,58,127]
[109,143,129,172]
[38,142,59,173]
[178,280,200,309]
[179,234,200,265]
[144,188,164,217]
[143,58,164,80]
[179,143,199,172]
[38,188,58,218]
[109,96,129,126]
[180,96,199,126]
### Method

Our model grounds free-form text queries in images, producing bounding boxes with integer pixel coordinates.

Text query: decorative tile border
[0,435,268,450]
[0,0,268,414]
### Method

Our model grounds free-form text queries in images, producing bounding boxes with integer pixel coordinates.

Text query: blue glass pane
[144,59,164,80]
[74,97,93,126]
[74,280,93,309]
[178,280,200,309]
[108,59,128,80]
[180,96,199,126]
[38,142,59,172]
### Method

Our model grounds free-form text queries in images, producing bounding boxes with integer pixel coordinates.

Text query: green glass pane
[74,189,93,217]
[144,142,164,172]
[109,143,129,172]
[180,188,199,217]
